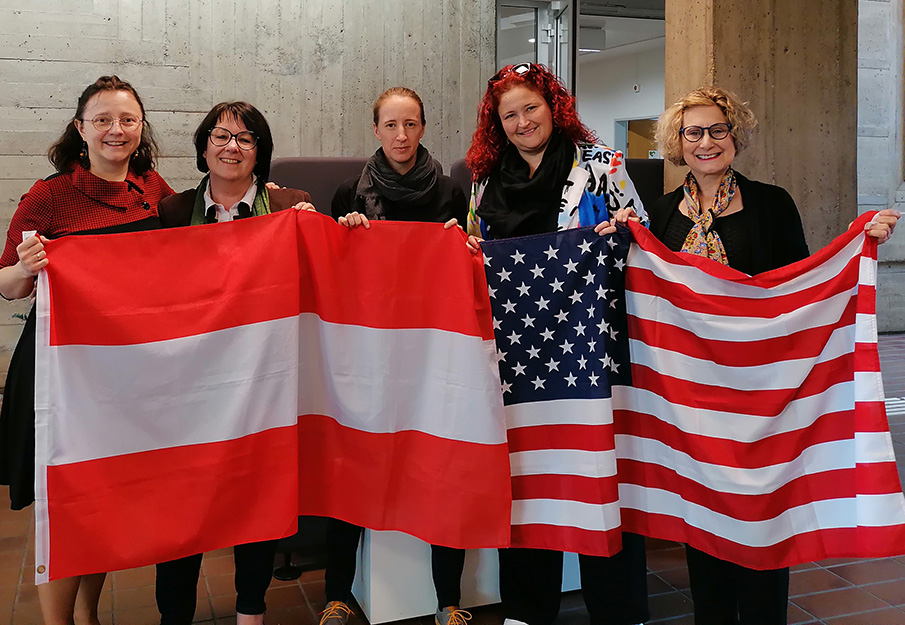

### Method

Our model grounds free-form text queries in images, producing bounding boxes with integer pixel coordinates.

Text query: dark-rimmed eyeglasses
[208,127,258,150]
[80,115,143,132]
[489,62,535,85]
[680,123,732,142]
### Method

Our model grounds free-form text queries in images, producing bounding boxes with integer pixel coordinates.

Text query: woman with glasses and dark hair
[0,75,172,625]
[322,86,469,625]
[464,63,649,625]
[155,101,312,229]
[154,101,312,625]
[601,85,899,624]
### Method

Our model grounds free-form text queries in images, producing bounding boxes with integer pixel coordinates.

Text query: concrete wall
[576,40,665,148]
[0,0,496,376]
[858,0,905,332]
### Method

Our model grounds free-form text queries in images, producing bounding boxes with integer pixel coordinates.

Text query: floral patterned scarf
[680,169,737,264]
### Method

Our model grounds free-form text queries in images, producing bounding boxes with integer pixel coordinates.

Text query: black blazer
[158,184,312,228]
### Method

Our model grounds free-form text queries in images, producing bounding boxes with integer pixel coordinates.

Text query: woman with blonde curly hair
[602,85,899,624]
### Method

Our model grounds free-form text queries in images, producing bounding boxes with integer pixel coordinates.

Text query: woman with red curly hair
[465,63,649,625]
[465,63,646,243]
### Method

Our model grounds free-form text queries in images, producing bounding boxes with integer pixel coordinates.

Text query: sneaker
[319,601,353,625]
[435,606,472,625]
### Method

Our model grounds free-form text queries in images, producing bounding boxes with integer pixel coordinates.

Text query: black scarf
[477,130,574,239]
[355,145,443,220]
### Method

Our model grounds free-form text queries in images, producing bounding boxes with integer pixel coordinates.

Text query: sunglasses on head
[489,62,535,85]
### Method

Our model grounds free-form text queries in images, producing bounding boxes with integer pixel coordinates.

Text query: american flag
[614,215,905,569]
[482,226,633,556]
[482,214,905,568]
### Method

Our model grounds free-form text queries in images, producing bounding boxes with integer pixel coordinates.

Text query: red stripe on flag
[626,254,859,318]
[45,210,301,346]
[617,459,903,522]
[620,508,905,570]
[45,426,299,580]
[856,284,877,315]
[631,352,855,417]
[507,423,616,453]
[296,414,511,548]
[511,474,619,506]
[626,212,875,290]
[626,298,857,367]
[510,523,623,557]
[615,410,873,468]
[295,214,495,340]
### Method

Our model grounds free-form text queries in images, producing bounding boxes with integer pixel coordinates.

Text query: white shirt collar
[203,177,258,222]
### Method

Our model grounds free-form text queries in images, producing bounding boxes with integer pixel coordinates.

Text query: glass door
[497,1,576,92]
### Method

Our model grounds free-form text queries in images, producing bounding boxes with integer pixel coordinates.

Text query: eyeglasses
[80,115,143,132]
[680,123,732,142]
[208,127,258,150]
[489,62,535,85]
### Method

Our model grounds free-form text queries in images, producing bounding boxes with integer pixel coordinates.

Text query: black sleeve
[773,186,810,263]
[331,177,359,222]
[450,183,468,225]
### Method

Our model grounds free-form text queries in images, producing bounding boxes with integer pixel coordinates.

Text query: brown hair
[372,87,426,126]
[656,85,757,167]
[47,75,159,174]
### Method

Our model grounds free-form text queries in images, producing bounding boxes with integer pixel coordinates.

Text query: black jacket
[648,172,810,275]
[331,174,467,225]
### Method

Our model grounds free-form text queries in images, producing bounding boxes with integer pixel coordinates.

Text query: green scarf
[190,176,271,226]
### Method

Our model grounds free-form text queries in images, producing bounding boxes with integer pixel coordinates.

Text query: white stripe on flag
[510,448,618,478]
[626,234,865,299]
[627,324,856,391]
[855,312,880,345]
[618,483,905,547]
[512,498,622,532]
[855,431,898,463]
[296,313,506,445]
[855,371,886,403]
[626,288,855,343]
[615,434,893,494]
[612,384,854,439]
[43,316,300,466]
[503,398,614,429]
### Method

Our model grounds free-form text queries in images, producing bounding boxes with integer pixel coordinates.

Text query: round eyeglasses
[80,115,143,132]
[208,127,258,150]
[680,123,732,142]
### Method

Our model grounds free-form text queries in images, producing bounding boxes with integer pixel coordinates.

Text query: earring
[79,141,87,159]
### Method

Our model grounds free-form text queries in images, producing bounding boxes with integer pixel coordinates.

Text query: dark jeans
[325,518,466,609]
[156,540,277,623]
[685,545,789,625]
[498,533,649,625]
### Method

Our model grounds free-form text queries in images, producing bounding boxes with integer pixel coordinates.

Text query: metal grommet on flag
[36,565,45,574]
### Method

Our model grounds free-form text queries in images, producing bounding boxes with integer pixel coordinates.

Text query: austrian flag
[33,210,511,583]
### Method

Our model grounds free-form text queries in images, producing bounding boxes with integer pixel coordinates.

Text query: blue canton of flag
[481,226,632,405]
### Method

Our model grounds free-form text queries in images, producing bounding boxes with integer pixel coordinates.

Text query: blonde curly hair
[656,86,757,167]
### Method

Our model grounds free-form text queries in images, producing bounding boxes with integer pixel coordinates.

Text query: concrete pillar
[664,0,859,250]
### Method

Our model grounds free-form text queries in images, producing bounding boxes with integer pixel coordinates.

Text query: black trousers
[325,518,466,609]
[156,539,278,623]
[498,533,649,625]
[685,546,789,625]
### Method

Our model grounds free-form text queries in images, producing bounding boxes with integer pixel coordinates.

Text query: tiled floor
[1,335,904,625]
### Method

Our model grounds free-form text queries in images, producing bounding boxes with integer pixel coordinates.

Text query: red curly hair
[466,63,596,181]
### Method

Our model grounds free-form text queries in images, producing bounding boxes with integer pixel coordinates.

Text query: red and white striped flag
[615,213,905,569]
[33,209,510,582]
